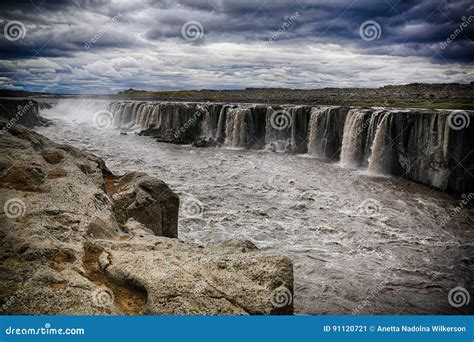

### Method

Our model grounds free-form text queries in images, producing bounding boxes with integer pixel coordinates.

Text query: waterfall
[340,109,372,166]
[216,105,230,143]
[40,98,111,123]
[363,109,386,163]
[225,107,251,148]
[199,104,213,139]
[306,106,348,159]
[37,98,473,193]
[307,107,329,157]
[151,105,162,129]
[367,112,391,173]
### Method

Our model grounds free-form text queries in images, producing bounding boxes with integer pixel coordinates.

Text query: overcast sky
[0,0,473,94]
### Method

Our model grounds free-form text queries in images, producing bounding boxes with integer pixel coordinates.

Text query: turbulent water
[37,99,473,315]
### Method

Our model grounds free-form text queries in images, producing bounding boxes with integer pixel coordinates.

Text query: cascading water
[307,107,326,157]
[340,109,372,167]
[37,98,473,193]
[225,107,251,148]
[216,105,230,143]
[198,104,213,139]
[42,98,111,124]
[367,112,391,173]
[363,109,386,164]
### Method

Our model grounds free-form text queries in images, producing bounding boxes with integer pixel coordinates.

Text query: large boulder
[106,172,179,238]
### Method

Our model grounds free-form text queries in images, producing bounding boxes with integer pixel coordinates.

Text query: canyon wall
[105,100,473,193]
[1,98,471,193]
[0,99,50,129]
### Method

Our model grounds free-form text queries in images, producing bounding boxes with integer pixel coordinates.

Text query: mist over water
[37,99,473,315]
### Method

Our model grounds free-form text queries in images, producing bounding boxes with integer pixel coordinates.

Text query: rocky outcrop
[106,172,179,238]
[0,99,50,130]
[0,120,294,315]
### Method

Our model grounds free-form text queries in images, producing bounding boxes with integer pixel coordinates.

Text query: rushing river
[36,101,473,315]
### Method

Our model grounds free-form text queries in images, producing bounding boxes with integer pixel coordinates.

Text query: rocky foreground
[0,119,293,315]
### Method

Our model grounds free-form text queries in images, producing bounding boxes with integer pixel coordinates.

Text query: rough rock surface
[0,99,50,129]
[0,119,294,315]
[106,172,179,238]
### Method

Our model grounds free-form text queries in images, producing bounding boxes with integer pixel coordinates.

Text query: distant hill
[1,83,473,109]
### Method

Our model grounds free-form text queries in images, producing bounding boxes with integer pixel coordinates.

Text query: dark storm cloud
[0,0,472,93]
[2,0,472,59]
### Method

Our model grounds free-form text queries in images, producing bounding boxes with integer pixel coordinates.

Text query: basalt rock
[0,99,50,130]
[106,172,179,238]
[138,127,194,144]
